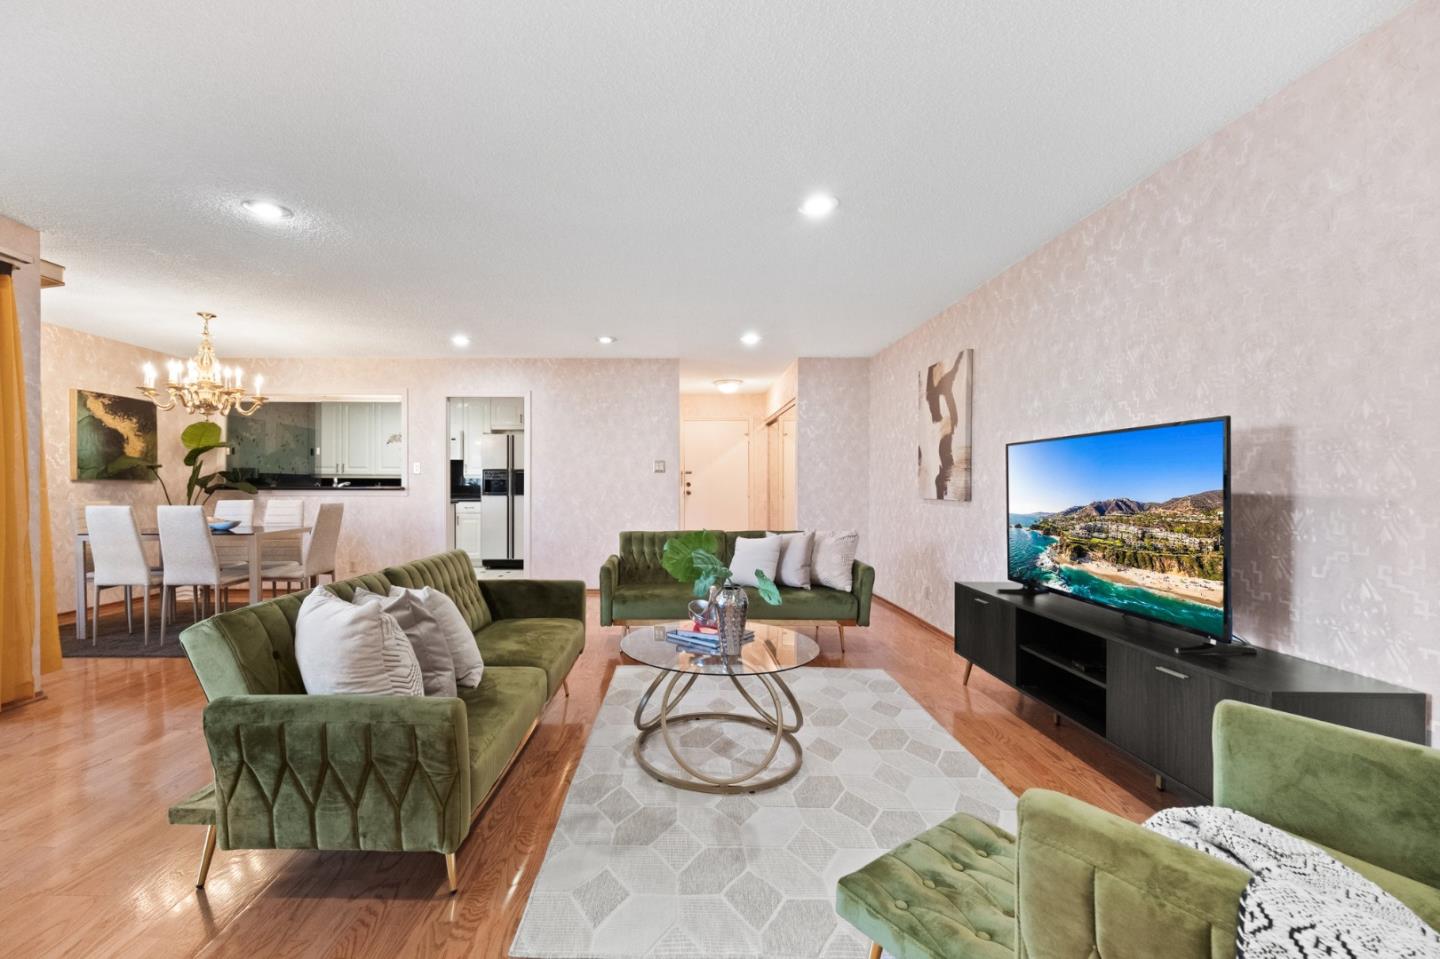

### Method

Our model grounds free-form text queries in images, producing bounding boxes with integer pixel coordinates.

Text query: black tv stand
[954,582,1426,797]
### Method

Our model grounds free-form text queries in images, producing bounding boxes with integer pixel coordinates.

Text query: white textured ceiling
[0,1,1412,393]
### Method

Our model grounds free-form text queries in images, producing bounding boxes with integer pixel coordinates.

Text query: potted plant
[661,531,781,653]
[104,420,257,505]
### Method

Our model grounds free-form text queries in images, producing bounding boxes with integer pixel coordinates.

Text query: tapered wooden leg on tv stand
[962,661,974,685]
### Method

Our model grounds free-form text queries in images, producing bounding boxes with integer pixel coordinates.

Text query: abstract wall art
[918,348,973,501]
[70,388,158,480]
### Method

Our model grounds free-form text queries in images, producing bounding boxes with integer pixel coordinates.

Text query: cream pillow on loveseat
[767,530,814,589]
[811,530,859,591]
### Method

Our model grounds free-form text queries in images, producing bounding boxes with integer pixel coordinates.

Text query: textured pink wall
[42,327,682,607]
[864,0,1440,729]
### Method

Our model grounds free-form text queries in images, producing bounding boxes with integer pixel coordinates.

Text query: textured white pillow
[767,531,814,589]
[295,587,423,697]
[812,530,859,591]
[729,535,781,589]
[388,585,484,688]
[354,586,458,698]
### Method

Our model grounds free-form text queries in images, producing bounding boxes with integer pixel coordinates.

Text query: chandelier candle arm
[136,312,269,419]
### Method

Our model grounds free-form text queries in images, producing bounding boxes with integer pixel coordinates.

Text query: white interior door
[682,419,750,530]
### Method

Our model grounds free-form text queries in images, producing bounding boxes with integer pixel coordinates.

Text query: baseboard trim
[874,595,952,643]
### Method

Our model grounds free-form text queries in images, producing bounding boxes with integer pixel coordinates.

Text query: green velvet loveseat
[172,549,584,893]
[599,530,876,651]
[836,701,1440,958]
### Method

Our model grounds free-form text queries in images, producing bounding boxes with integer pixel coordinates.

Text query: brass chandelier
[138,312,268,419]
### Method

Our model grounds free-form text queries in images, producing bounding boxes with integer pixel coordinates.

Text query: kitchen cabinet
[447,398,489,476]
[454,502,483,562]
[316,402,404,477]
[490,397,524,430]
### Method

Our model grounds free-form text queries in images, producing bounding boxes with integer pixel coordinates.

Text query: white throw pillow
[811,530,859,591]
[766,530,814,589]
[354,586,458,698]
[294,587,423,697]
[388,585,484,688]
[729,535,781,589]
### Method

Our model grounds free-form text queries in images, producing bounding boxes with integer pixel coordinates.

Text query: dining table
[73,523,309,641]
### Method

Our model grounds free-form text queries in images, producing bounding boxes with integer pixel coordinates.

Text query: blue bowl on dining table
[208,519,241,533]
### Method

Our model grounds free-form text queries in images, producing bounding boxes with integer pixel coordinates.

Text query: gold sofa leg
[445,853,458,894]
[563,677,570,698]
[838,623,846,654]
[196,825,217,888]
[868,943,882,959]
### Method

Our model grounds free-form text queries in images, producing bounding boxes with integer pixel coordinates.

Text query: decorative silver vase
[714,581,749,656]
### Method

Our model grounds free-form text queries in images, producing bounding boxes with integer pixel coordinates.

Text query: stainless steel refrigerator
[479,432,525,568]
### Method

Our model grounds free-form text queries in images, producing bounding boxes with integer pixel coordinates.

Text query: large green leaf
[660,530,719,584]
[754,570,782,605]
[183,442,231,466]
[101,455,160,478]
[181,420,222,449]
[690,550,732,597]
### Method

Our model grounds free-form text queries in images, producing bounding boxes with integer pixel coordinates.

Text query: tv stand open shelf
[955,582,1427,797]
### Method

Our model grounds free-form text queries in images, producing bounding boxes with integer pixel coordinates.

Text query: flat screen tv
[1007,417,1230,642]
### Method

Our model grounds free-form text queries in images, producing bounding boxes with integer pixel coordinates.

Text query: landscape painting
[71,388,158,481]
[1007,419,1226,637]
[918,348,973,501]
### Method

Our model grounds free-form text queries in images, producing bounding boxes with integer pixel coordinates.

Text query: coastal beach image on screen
[1008,419,1226,638]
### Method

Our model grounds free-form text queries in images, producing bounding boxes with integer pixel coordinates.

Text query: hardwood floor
[1,594,1179,958]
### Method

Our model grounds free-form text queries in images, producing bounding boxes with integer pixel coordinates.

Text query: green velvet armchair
[600,530,875,651]
[174,551,585,893]
[837,701,1440,958]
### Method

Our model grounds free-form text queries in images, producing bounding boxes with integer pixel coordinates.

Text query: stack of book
[665,622,754,655]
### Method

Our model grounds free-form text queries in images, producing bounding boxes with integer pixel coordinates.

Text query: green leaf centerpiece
[661,530,783,606]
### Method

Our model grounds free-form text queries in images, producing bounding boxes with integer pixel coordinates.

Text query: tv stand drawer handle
[972,598,989,606]
[1155,666,1189,680]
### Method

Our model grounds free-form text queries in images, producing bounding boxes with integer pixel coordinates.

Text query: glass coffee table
[619,622,820,794]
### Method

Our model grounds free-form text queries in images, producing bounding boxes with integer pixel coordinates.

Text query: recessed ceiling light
[714,379,742,394]
[450,333,471,348]
[798,193,839,219]
[241,199,293,222]
[739,331,762,347]
[597,335,617,345]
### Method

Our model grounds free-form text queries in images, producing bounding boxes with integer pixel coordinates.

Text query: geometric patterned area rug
[511,666,1018,958]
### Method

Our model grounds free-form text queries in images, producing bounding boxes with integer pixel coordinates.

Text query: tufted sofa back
[383,549,493,632]
[616,530,770,585]
[179,571,392,700]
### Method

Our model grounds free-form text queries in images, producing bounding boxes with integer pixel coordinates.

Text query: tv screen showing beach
[1007,419,1227,639]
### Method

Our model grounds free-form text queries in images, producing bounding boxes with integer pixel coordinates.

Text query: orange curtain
[0,271,60,707]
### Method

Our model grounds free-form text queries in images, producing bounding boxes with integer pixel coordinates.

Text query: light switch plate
[653,460,666,473]
[412,462,422,474]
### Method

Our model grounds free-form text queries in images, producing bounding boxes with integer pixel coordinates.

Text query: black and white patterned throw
[1145,806,1440,959]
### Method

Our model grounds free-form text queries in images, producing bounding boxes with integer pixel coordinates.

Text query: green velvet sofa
[837,701,1440,958]
[599,530,875,650]
[173,549,584,893]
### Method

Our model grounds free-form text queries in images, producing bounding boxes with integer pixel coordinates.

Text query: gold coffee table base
[632,668,804,795]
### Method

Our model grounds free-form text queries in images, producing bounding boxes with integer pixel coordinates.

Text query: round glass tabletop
[620,622,820,676]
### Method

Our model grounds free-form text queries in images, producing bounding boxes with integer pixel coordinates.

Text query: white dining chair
[157,506,251,635]
[259,498,305,578]
[85,505,161,645]
[262,502,342,591]
[210,498,255,583]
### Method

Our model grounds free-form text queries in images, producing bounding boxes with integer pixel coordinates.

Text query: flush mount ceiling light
[597,335,617,345]
[798,192,839,219]
[241,199,294,222]
[714,379,743,394]
[450,333,471,348]
[739,331,762,347]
